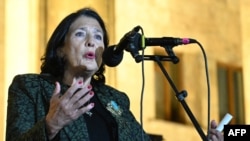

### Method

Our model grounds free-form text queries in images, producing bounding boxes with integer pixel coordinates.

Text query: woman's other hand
[209,120,224,141]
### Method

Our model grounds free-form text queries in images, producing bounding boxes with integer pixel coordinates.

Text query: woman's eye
[75,31,85,37]
[95,34,103,40]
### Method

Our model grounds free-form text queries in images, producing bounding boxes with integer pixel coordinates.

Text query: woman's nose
[86,42,94,47]
[86,39,95,47]
[85,37,95,47]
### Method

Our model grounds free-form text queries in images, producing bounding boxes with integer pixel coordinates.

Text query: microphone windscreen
[102,45,124,67]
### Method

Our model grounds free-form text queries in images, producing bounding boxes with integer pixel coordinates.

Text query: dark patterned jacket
[6,74,151,141]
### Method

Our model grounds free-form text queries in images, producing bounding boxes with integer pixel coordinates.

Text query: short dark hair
[40,7,109,84]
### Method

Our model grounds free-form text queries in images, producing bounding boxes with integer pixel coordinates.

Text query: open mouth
[84,52,95,59]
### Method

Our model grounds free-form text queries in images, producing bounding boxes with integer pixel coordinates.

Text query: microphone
[102,26,140,67]
[102,26,197,67]
[143,37,196,47]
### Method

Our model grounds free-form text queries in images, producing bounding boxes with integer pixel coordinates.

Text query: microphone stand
[139,54,208,141]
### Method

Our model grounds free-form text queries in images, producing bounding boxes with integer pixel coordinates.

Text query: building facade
[1,0,250,140]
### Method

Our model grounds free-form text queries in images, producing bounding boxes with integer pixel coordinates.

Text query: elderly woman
[6,7,151,141]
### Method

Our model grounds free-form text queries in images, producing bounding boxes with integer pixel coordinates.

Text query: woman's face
[59,16,105,77]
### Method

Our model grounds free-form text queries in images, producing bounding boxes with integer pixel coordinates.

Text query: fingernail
[89,91,94,95]
[87,85,92,89]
